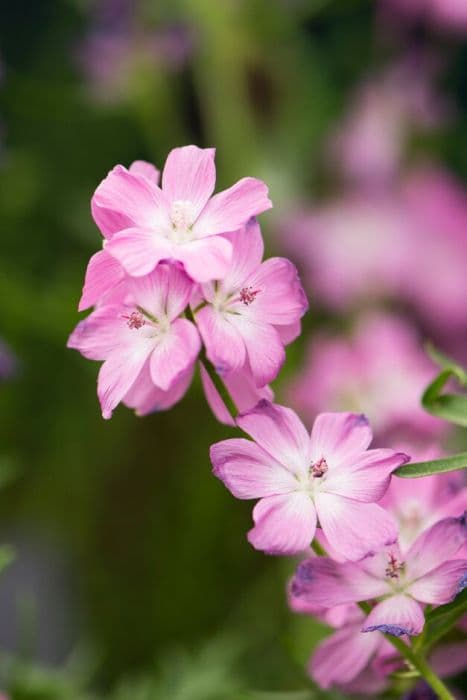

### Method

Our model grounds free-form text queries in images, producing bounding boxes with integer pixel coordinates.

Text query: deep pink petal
[176,236,232,282]
[162,145,216,219]
[105,228,173,276]
[310,412,373,467]
[246,257,309,326]
[123,361,192,415]
[149,318,200,391]
[196,306,246,374]
[248,492,316,555]
[195,177,272,237]
[79,249,125,311]
[210,438,297,499]
[128,263,194,321]
[406,515,467,581]
[323,449,409,503]
[315,494,398,561]
[97,342,152,419]
[236,401,311,475]
[408,559,467,605]
[229,315,285,386]
[362,595,425,636]
[129,160,160,183]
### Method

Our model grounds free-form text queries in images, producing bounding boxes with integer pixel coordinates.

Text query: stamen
[310,457,328,478]
[170,200,193,231]
[124,311,146,330]
[385,552,404,579]
[239,286,260,305]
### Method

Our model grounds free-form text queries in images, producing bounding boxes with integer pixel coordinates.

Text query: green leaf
[422,589,467,650]
[395,452,467,478]
[421,346,467,427]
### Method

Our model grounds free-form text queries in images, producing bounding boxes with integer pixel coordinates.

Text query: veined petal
[210,438,297,499]
[315,494,398,561]
[149,318,200,391]
[276,319,302,345]
[105,228,173,277]
[406,515,467,581]
[79,249,125,311]
[310,412,373,466]
[195,177,272,237]
[218,219,264,293]
[236,401,311,475]
[129,160,160,183]
[229,315,285,386]
[196,306,246,374]
[162,145,216,219]
[246,257,309,326]
[362,595,425,636]
[248,492,316,555]
[128,263,194,321]
[123,361,192,415]
[176,236,232,283]
[408,559,467,605]
[324,449,409,503]
[98,342,152,419]
[68,305,129,360]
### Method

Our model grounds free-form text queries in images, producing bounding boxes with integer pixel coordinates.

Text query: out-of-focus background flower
[1,0,467,697]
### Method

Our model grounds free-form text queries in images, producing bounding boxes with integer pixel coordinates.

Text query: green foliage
[422,590,467,651]
[421,345,467,427]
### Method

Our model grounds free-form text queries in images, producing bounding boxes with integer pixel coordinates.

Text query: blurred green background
[1,1,467,698]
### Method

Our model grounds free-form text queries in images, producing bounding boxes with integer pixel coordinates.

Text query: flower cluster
[68,145,308,419]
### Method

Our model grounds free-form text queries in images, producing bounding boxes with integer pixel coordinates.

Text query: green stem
[311,540,454,700]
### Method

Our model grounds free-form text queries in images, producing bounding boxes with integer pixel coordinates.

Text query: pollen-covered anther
[239,286,260,305]
[124,311,146,330]
[385,552,404,580]
[310,457,328,478]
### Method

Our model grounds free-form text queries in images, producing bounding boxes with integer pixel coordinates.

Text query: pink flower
[196,220,308,386]
[287,312,447,442]
[97,145,271,283]
[68,262,200,418]
[210,401,407,558]
[290,515,467,637]
[381,0,467,34]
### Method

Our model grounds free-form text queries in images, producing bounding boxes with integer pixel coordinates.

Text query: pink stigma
[239,286,260,305]
[124,311,146,330]
[310,457,328,478]
[385,552,404,579]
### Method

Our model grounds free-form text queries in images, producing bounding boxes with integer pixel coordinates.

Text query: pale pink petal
[290,557,389,608]
[149,318,200,391]
[128,263,194,321]
[276,320,302,345]
[310,624,381,689]
[79,249,125,311]
[323,449,409,503]
[362,595,425,636]
[315,494,398,561]
[248,492,316,555]
[246,257,309,326]
[92,165,169,237]
[406,515,467,581]
[129,160,160,183]
[98,342,152,419]
[210,438,297,499]
[219,219,264,293]
[123,361,192,415]
[162,145,216,219]
[67,305,126,360]
[195,177,272,237]
[408,559,467,605]
[105,228,173,277]
[236,401,311,475]
[176,236,232,282]
[196,306,246,374]
[229,315,285,386]
[199,364,273,427]
[310,412,373,466]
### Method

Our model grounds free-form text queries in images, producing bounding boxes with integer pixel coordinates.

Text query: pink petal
[177,236,232,282]
[323,449,409,503]
[105,228,173,277]
[315,494,398,561]
[195,177,272,237]
[219,219,264,293]
[310,412,373,466]
[149,318,200,391]
[362,595,425,636]
[123,360,192,415]
[408,559,467,605]
[248,492,317,555]
[199,363,273,427]
[236,401,311,475]
[310,623,381,689]
[129,160,160,183]
[162,145,216,219]
[229,315,285,387]
[67,305,126,360]
[92,165,169,238]
[276,320,302,345]
[406,515,467,581]
[128,263,194,321]
[246,257,309,326]
[98,342,152,419]
[431,641,467,678]
[79,249,125,311]
[210,438,297,499]
[196,306,246,374]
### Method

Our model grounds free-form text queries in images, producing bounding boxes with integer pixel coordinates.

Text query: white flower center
[169,200,195,243]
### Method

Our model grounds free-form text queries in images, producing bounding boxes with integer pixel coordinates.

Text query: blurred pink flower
[287,312,446,442]
[211,402,406,558]
[196,219,307,386]
[381,0,467,33]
